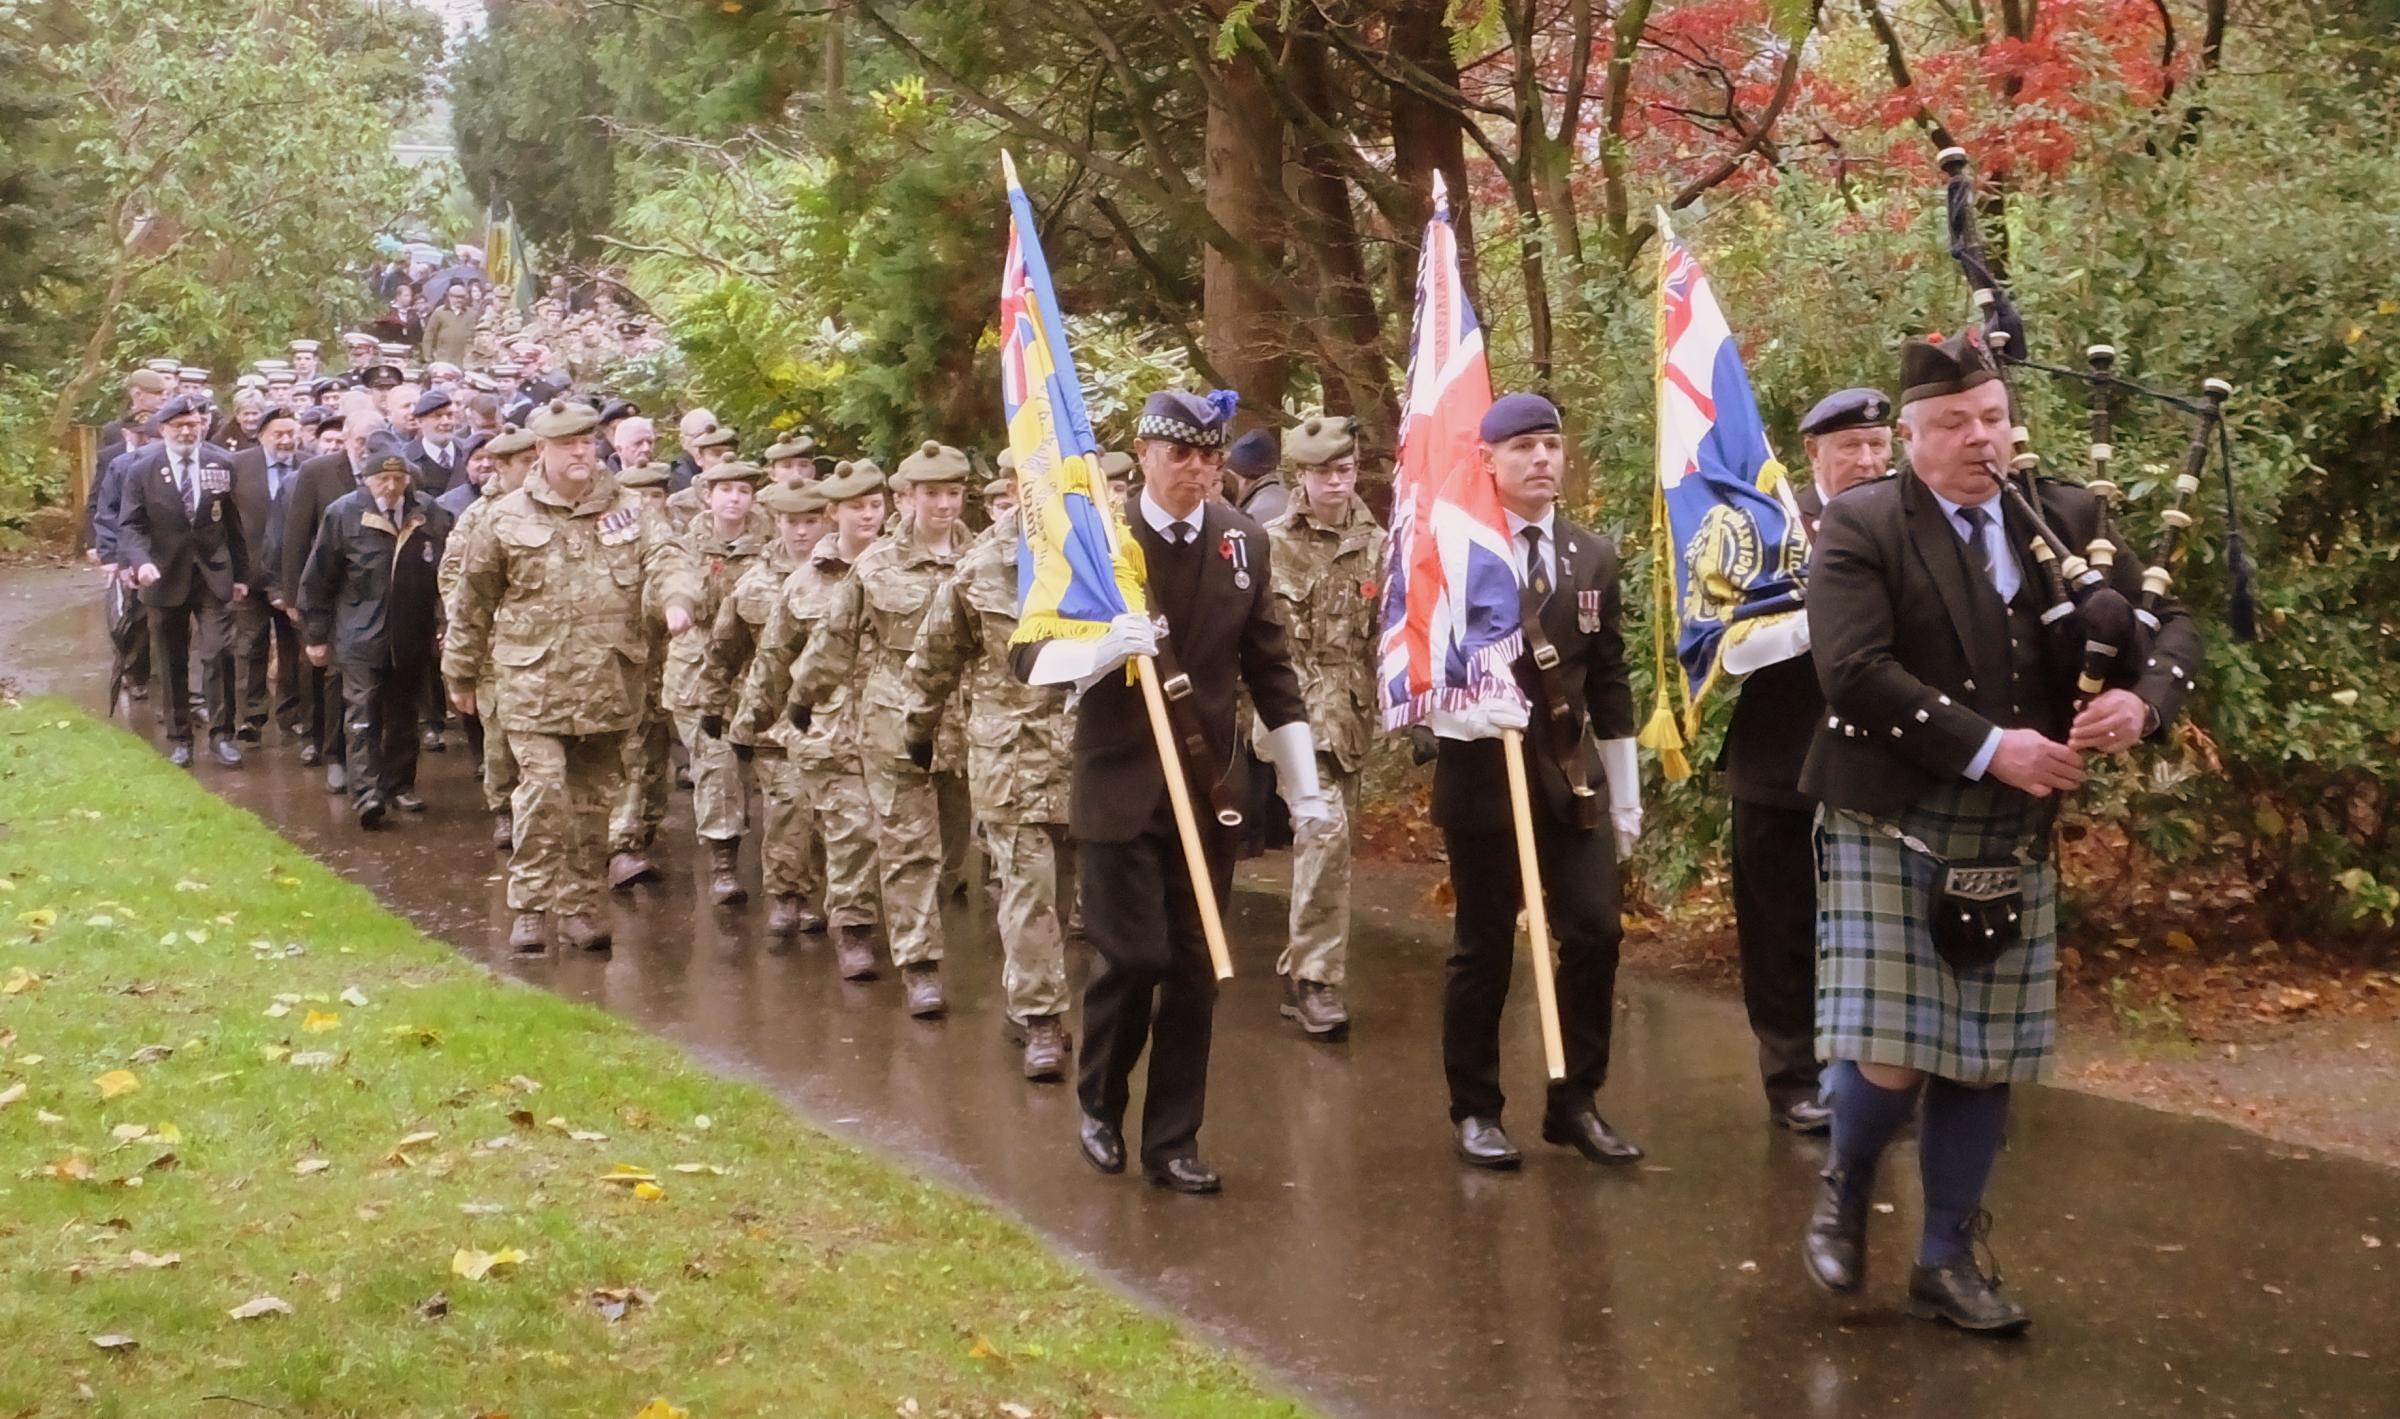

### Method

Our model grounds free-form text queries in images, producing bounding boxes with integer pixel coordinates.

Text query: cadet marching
[80,241,2204,1336]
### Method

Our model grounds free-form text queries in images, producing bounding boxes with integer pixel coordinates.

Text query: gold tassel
[1639,697,1692,782]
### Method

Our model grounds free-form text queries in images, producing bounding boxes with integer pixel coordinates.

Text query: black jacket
[1801,471,2202,818]
[405,435,465,496]
[1432,514,1636,835]
[116,441,248,608]
[229,447,305,604]
[299,488,452,666]
[1722,485,1825,810]
[1015,497,1306,844]
[278,451,365,611]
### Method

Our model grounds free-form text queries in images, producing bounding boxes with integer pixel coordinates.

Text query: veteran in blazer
[228,406,309,745]
[116,395,250,767]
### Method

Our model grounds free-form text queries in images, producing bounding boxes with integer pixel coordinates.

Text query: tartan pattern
[1814,781,2059,1083]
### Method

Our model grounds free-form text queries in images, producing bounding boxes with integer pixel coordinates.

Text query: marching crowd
[78,316,2201,1338]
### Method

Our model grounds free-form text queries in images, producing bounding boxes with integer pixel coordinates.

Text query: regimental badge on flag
[998,151,1148,666]
[1376,171,1526,730]
[1640,209,1807,780]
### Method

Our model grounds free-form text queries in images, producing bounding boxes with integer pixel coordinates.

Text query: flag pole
[1501,729,1568,1080]
[1134,655,1236,980]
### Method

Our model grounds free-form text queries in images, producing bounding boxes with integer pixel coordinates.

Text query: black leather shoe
[421,726,445,752]
[167,741,194,768]
[1802,1169,1869,1294]
[392,791,426,813]
[210,736,244,768]
[298,743,322,767]
[236,725,264,747]
[1146,1157,1222,1195]
[1454,1115,1523,1170]
[1078,1115,1126,1175]
[1542,1107,1644,1164]
[1907,1214,2031,1335]
[355,794,386,830]
[1775,1098,1835,1135]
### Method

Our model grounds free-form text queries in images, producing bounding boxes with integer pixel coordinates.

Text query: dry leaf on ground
[94,1070,140,1100]
[228,1295,293,1320]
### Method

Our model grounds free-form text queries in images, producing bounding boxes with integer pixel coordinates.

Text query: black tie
[1521,525,1551,602]
[1956,505,1993,581]
[1171,521,1194,547]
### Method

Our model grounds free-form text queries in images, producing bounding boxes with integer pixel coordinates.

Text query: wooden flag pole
[1134,654,1236,981]
[1501,729,1568,1080]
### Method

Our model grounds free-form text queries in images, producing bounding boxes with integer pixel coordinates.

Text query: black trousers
[297,661,344,761]
[1730,798,1823,1109]
[338,656,425,804]
[232,600,301,733]
[1077,823,1232,1168]
[1441,812,1622,1122]
[148,593,235,744]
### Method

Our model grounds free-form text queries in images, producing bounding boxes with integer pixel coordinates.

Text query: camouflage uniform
[609,596,673,854]
[437,479,518,816]
[791,518,966,969]
[702,539,822,900]
[1265,492,1386,986]
[442,469,699,917]
[902,509,1073,1022]
[736,535,877,928]
[663,507,773,843]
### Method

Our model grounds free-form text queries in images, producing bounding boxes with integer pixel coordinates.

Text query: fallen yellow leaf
[2164,929,2198,953]
[259,1043,292,1063]
[0,1081,25,1109]
[670,1163,726,1175]
[2,967,40,995]
[451,1246,529,1281]
[301,1010,341,1034]
[17,908,56,934]
[632,1181,665,1202]
[633,1401,687,1419]
[95,1070,141,1101]
[48,1151,95,1181]
[228,1295,293,1320]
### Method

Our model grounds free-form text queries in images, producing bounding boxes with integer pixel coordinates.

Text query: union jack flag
[1377,172,1524,729]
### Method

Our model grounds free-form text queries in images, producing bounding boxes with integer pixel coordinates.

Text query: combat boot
[490,810,513,851]
[607,849,658,890]
[558,912,613,953]
[1021,1015,1069,1082]
[834,925,881,981]
[707,838,747,906]
[901,962,947,1018]
[508,911,548,954]
[1281,976,1351,1042]
[1907,1213,2031,1335]
[1803,1168,1871,1295]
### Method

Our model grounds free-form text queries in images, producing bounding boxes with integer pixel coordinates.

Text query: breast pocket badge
[1577,588,1602,634]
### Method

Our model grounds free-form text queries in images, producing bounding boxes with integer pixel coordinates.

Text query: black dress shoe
[1908,1214,2031,1335]
[1454,1115,1523,1170]
[392,791,426,813]
[421,726,445,752]
[355,794,387,830]
[1078,1115,1126,1175]
[1775,1098,1835,1135]
[1542,1107,1644,1164]
[167,741,194,768]
[1145,1157,1222,1195]
[298,743,322,767]
[1802,1169,1869,1294]
[210,736,244,768]
[236,725,265,747]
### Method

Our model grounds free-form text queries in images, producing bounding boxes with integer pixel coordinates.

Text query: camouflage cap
[1284,411,1359,467]
[758,479,828,516]
[697,458,766,487]
[687,425,740,452]
[818,460,887,503]
[526,398,601,439]
[128,369,171,394]
[994,448,1015,473]
[484,426,537,458]
[763,434,818,462]
[891,439,971,489]
[615,461,673,489]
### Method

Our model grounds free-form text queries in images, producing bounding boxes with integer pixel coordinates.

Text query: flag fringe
[1379,631,1527,730]
[1013,613,1111,644]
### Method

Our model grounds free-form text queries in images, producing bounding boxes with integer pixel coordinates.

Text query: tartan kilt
[1814,781,2059,1083]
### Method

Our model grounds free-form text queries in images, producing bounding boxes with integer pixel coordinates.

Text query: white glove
[1599,736,1641,858]
[1260,720,1334,826]
[1427,695,1530,742]
[1074,611,1161,689]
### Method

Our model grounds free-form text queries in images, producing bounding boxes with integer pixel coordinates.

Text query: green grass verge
[0,697,1312,1419]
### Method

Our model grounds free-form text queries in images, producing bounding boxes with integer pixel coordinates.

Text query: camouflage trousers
[939,773,974,895]
[609,710,671,852]
[507,729,624,916]
[798,759,880,930]
[672,709,750,843]
[861,759,950,967]
[477,675,517,815]
[985,820,1072,1023]
[754,748,824,900]
[1277,762,1358,986]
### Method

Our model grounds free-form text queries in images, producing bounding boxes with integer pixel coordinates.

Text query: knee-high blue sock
[1827,1059,1920,1203]
[1918,1078,2012,1266]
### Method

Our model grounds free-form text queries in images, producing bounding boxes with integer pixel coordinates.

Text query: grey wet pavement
[7,562,2398,1418]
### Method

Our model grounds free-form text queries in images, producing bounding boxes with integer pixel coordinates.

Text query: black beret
[1137,389,1238,448]
[253,404,299,430]
[599,398,639,424]
[1798,387,1894,436]
[360,429,412,476]
[411,388,454,419]
[1899,328,2003,406]
[1477,392,1561,443]
[297,407,336,430]
[361,365,403,390]
[1225,429,1279,477]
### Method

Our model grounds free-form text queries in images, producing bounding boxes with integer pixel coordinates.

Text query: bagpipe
[1933,147,2255,705]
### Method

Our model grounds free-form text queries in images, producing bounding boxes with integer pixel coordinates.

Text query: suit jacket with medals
[116,440,247,608]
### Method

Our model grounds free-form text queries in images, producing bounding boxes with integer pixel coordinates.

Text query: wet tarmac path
[7,565,2398,1418]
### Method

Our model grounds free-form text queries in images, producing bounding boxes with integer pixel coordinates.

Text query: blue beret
[1478,392,1561,443]
[361,430,412,475]
[1138,389,1239,448]
[157,394,210,424]
[411,388,454,419]
[1225,429,1279,476]
[1798,387,1893,436]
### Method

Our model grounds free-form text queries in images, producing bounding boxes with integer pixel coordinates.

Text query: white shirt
[1140,488,1202,546]
[1502,506,1558,588]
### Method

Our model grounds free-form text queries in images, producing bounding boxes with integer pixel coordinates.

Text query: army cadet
[792,441,972,1018]
[1101,449,1136,503]
[901,476,1077,1080]
[982,453,1018,522]
[762,435,817,485]
[666,425,740,520]
[439,426,541,849]
[663,458,774,905]
[699,478,830,935]
[442,400,702,955]
[738,462,889,977]
[605,461,679,886]
[1262,413,1386,1041]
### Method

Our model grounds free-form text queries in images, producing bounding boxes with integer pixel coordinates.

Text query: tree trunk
[1388,0,1477,310]
[42,218,138,494]
[1202,51,1289,426]
[1287,30,1400,457]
